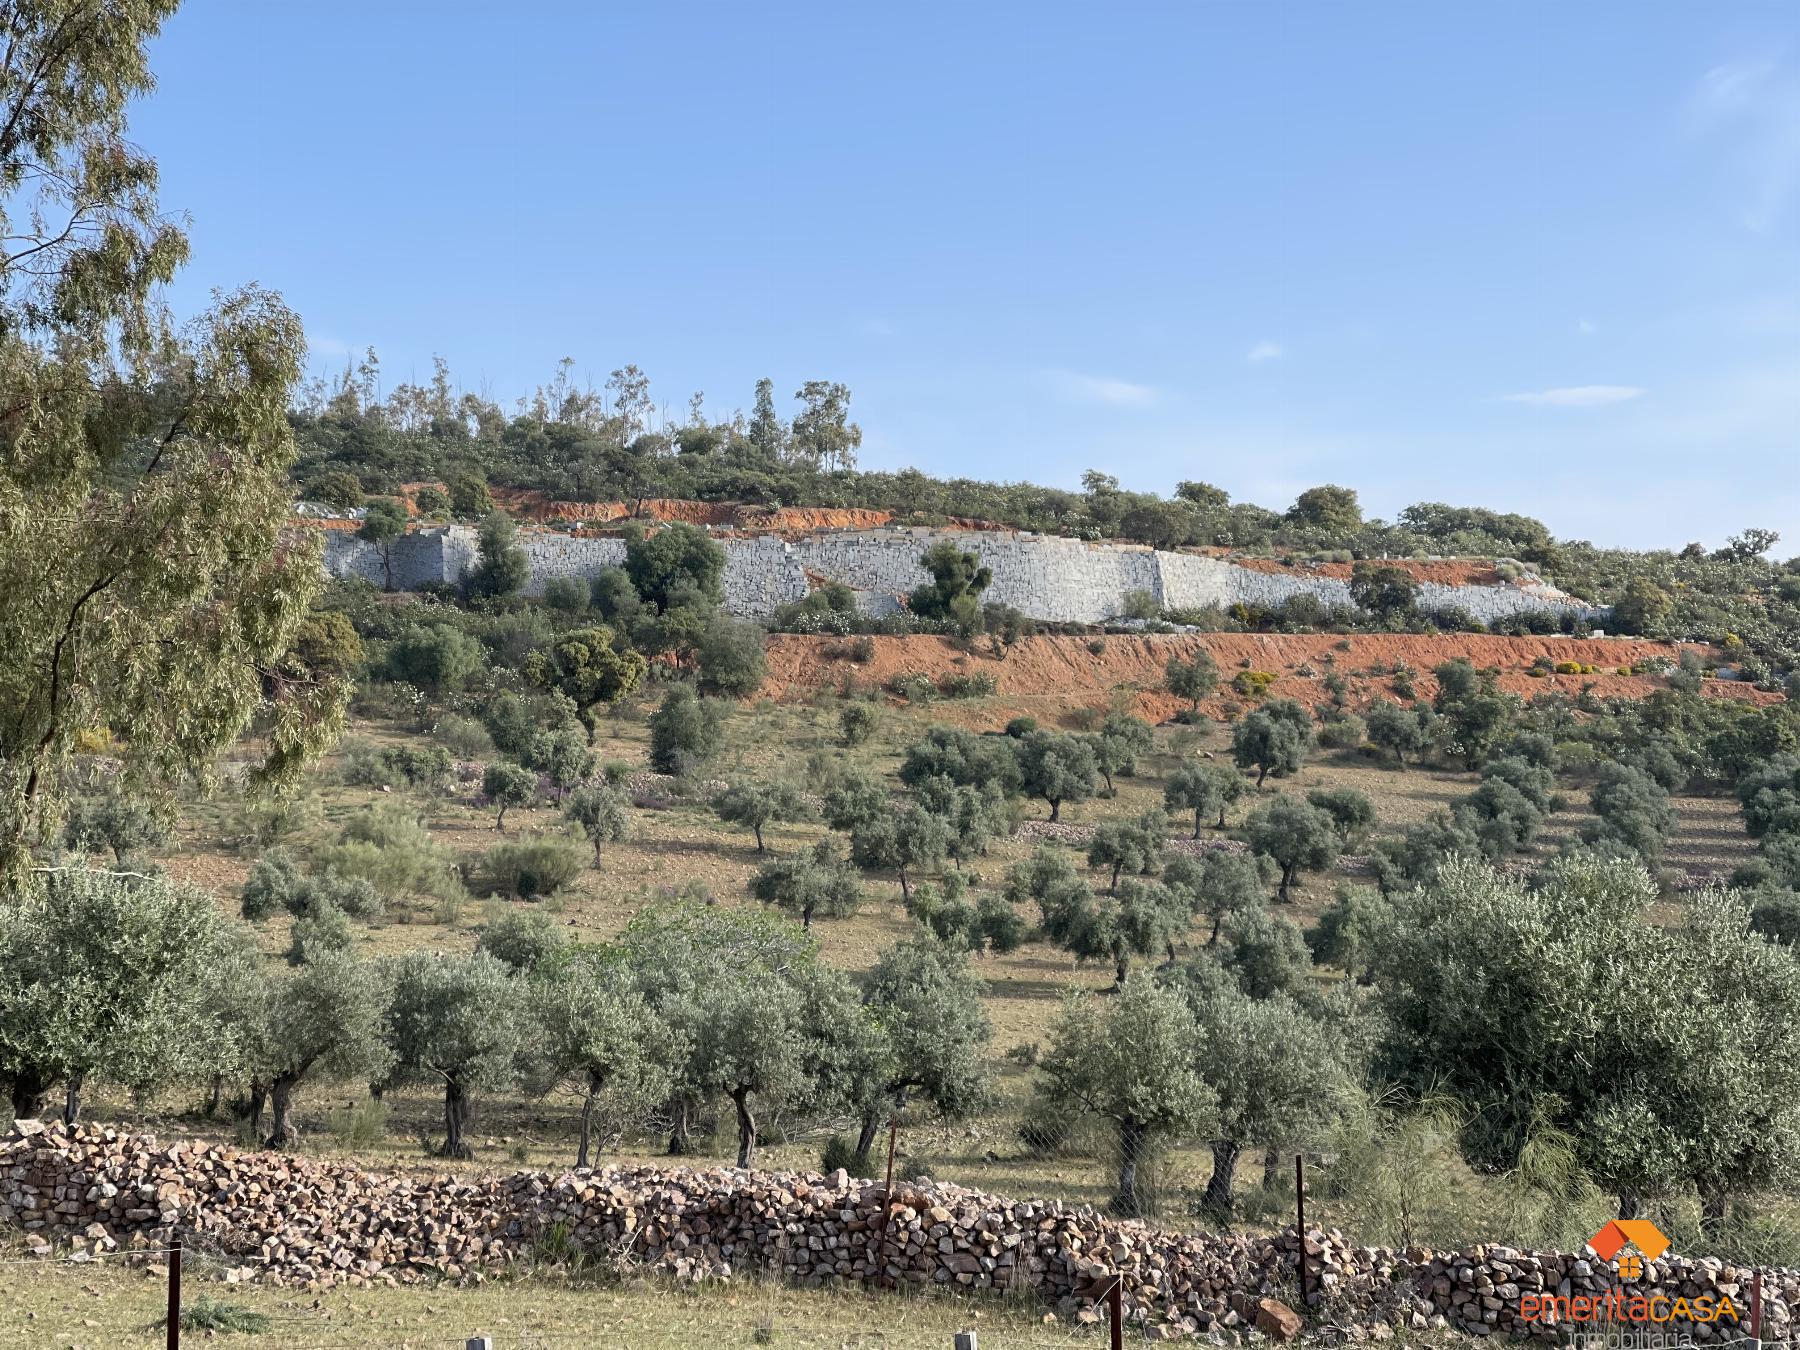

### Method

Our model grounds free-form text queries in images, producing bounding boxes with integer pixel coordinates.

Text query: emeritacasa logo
[1519,1219,1742,1330]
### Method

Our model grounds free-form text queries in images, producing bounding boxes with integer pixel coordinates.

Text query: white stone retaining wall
[318,526,1605,625]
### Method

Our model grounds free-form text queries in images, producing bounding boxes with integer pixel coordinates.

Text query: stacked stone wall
[1,1123,1783,1343]
[317,526,1606,626]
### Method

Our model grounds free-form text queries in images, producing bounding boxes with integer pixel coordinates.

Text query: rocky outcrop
[3,1123,1791,1343]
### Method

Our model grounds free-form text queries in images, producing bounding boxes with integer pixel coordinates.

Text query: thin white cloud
[1688,58,1800,231]
[1046,370,1157,406]
[1501,385,1646,408]
[1247,340,1283,363]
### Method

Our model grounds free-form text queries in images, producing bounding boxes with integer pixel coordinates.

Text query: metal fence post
[1295,1153,1309,1307]
[165,1237,182,1350]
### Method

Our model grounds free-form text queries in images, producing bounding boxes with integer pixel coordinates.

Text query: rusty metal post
[1295,1153,1308,1307]
[166,1237,182,1350]
[1107,1273,1124,1350]
[873,1113,900,1286]
[1750,1270,1763,1347]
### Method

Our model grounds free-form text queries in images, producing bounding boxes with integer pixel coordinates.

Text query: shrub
[434,715,494,760]
[287,901,354,965]
[937,671,998,699]
[470,838,587,899]
[1231,670,1277,698]
[1120,589,1160,621]
[695,615,769,697]
[839,701,880,747]
[648,683,726,774]
[889,673,938,703]
[1317,713,1366,750]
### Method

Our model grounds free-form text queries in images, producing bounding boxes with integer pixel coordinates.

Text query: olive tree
[257,954,394,1149]
[1164,850,1269,945]
[851,803,949,901]
[482,762,537,832]
[1013,729,1097,822]
[1040,874,1186,986]
[1365,702,1434,769]
[1165,650,1220,715]
[383,951,524,1159]
[1305,786,1376,847]
[1231,699,1312,787]
[1245,795,1341,901]
[526,728,595,800]
[0,869,230,1123]
[1038,980,1216,1216]
[1164,958,1354,1216]
[749,840,863,929]
[714,780,812,852]
[1581,763,1676,864]
[1086,810,1166,893]
[1091,714,1154,794]
[62,788,171,863]
[850,939,992,1164]
[695,615,768,698]
[1163,760,1247,836]
[530,948,674,1168]
[1367,855,1800,1215]
[647,683,725,773]
[565,783,630,865]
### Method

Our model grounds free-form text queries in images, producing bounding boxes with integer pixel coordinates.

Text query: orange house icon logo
[1589,1219,1670,1279]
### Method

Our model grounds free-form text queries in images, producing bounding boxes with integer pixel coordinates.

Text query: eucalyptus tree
[0,5,339,872]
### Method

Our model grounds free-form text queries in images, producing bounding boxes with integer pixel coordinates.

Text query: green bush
[937,671,998,699]
[839,701,880,747]
[434,714,494,759]
[1317,713,1366,750]
[470,837,587,899]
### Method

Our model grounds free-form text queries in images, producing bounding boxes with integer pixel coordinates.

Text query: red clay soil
[759,632,1776,727]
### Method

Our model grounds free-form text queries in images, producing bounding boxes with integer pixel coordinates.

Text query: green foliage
[1163,957,1354,1216]
[1012,729,1097,822]
[1349,562,1419,619]
[647,682,726,774]
[838,700,880,746]
[899,725,1022,797]
[1218,904,1313,998]
[471,837,587,899]
[1086,809,1167,892]
[715,780,812,851]
[482,761,537,830]
[1305,786,1377,845]
[859,938,992,1130]
[695,615,768,697]
[1367,855,1800,1210]
[1581,762,1676,863]
[526,727,596,799]
[465,511,529,601]
[1288,484,1362,532]
[749,839,863,929]
[1163,759,1247,837]
[1038,980,1216,1216]
[909,541,992,626]
[447,472,494,520]
[1164,649,1220,711]
[61,787,171,862]
[525,625,647,738]
[564,783,630,864]
[477,909,567,973]
[1090,714,1153,793]
[906,876,1028,953]
[240,848,384,923]
[1244,794,1340,900]
[383,950,525,1158]
[1231,698,1312,786]
[0,869,231,1116]
[0,8,336,872]
[625,522,726,612]
[386,623,486,695]
[850,802,950,898]
[1433,660,1517,767]
[1308,886,1394,978]
[357,499,409,589]
[178,1296,272,1334]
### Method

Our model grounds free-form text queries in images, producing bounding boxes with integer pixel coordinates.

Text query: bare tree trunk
[576,1089,596,1170]
[1048,799,1062,823]
[667,1097,691,1155]
[442,1076,474,1160]
[203,1074,223,1118]
[732,1086,757,1169]
[1113,1118,1147,1217]
[61,1071,84,1126]
[267,1073,301,1148]
[1700,1189,1727,1232]
[1193,807,1204,840]
[854,1111,882,1167]
[244,1078,268,1137]
[1202,1140,1242,1217]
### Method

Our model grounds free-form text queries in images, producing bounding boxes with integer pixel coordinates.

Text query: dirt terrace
[760,633,1772,727]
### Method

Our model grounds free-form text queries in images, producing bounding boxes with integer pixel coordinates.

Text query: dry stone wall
[3,1123,1786,1344]
[317,525,1606,626]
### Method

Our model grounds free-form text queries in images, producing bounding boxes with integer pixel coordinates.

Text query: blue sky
[136,2,1798,551]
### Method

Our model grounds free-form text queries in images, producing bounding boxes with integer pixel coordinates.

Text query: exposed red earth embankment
[760,633,1775,726]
